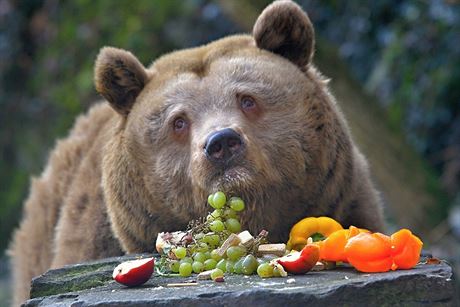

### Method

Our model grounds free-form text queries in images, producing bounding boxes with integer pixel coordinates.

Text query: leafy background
[0,0,459,304]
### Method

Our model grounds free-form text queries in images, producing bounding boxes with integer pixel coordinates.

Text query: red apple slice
[113,257,154,286]
[277,244,319,274]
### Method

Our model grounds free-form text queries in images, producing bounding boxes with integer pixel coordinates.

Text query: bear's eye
[173,117,188,133]
[240,95,256,110]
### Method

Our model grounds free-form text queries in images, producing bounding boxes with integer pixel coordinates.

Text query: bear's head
[95,0,350,251]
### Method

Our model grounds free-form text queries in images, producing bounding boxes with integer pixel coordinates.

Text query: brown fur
[9,1,384,305]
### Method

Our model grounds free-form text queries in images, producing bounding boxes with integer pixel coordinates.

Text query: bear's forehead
[150,35,255,76]
[149,35,304,83]
[145,34,307,100]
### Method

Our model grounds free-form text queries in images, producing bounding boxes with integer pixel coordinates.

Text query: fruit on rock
[344,232,393,273]
[287,216,343,251]
[344,228,423,273]
[277,244,320,274]
[390,229,423,270]
[113,257,154,286]
[316,226,369,262]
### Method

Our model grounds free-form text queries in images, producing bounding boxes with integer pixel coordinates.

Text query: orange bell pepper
[344,232,393,273]
[344,229,423,273]
[316,226,368,262]
[287,216,343,251]
[287,216,423,273]
[390,229,423,270]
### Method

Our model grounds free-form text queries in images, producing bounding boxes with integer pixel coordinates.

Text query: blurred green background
[1,0,459,304]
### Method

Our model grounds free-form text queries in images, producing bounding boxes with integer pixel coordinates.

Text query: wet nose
[204,128,243,162]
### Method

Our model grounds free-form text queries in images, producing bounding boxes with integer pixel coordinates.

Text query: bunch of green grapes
[167,191,279,279]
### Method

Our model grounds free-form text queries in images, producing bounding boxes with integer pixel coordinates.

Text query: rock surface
[25,254,457,306]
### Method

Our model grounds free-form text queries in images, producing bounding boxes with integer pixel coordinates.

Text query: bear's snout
[204,128,244,163]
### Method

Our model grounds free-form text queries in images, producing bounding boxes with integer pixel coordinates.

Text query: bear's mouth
[208,163,255,193]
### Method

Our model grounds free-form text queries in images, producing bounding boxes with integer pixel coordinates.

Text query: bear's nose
[204,128,243,163]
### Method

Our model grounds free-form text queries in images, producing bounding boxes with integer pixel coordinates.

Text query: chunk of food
[112,257,154,286]
[390,229,423,270]
[344,232,393,273]
[277,244,320,274]
[287,216,343,251]
[257,243,286,257]
[155,231,188,254]
[316,226,368,262]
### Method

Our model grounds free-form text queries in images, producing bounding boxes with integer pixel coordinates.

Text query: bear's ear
[253,0,314,68]
[94,47,149,116]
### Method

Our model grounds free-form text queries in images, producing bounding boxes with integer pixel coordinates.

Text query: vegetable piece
[344,232,393,273]
[257,243,286,257]
[390,229,423,270]
[113,257,154,287]
[316,226,367,262]
[216,233,241,258]
[277,244,320,274]
[237,230,255,248]
[287,216,343,251]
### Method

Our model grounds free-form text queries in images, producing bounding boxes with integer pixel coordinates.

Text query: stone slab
[24,255,458,306]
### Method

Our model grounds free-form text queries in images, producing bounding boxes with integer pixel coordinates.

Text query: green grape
[195,232,205,241]
[223,208,238,219]
[192,261,204,273]
[211,209,223,220]
[210,249,222,262]
[204,259,217,270]
[179,262,193,277]
[216,259,227,272]
[170,260,180,273]
[225,218,241,233]
[226,260,235,274]
[226,246,246,261]
[204,234,220,247]
[204,251,211,260]
[207,193,215,208]
[201,235,210,244]
[206,209,223,221]
[198,242,209,252]
[233,258,244,274]
[180,257,193,264]
[173,247,187,259]
[195,232,205,240]
[257,258,266,266]
[212,191,227,209]
[257,263,274,278]
[194,252,207,263]
[229,197,245,212]
[210,268,224,281]
[241,255,258,275]
[209,220,225,232]
[272,266,282,277]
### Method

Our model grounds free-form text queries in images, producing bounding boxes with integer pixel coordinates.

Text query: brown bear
[9,0,384,305]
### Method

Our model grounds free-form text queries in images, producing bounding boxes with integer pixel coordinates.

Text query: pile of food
[113,192,424,287]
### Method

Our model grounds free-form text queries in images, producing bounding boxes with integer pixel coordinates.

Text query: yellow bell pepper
[287,216,343,251]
